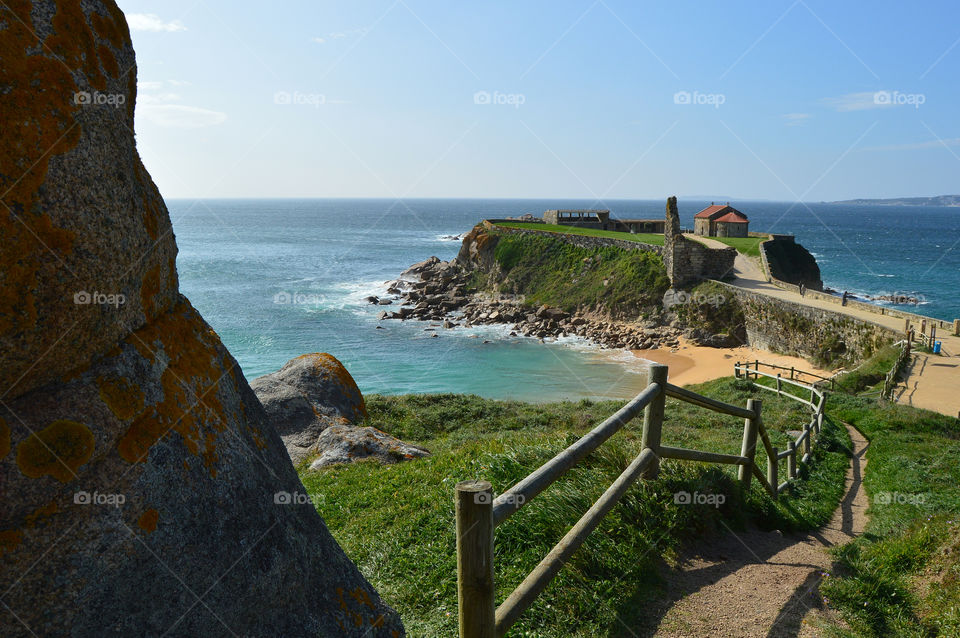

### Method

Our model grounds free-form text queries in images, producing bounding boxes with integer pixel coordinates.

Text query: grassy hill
[299,378,851,636]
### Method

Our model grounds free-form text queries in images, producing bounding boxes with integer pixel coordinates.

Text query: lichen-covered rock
[310,425,431,470]
[251,353,368,463]
[0,3,402,636]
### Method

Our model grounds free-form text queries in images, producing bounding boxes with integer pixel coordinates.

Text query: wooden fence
[455,364,826,637]
[882,337,912,400]
[734,358,835,390]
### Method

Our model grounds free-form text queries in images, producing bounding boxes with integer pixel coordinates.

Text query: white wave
[436,233,465,242]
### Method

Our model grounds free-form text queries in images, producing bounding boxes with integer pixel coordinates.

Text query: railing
[455,363,827,637]
[732,365,827,495]
[735,358,835,390]
[882,337,912,400]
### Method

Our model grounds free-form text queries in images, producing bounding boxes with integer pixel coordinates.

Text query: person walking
[842,290,848,306]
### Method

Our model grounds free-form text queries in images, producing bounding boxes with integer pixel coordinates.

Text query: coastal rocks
[384,254,685,351]
[310,425,430,470]
[0,3,402,636]
[250,353,368,463]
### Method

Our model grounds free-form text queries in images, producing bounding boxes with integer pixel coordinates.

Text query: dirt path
[649,424,869,638]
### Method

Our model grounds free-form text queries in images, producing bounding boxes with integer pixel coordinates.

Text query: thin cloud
[138,105,227,128]
[820,91,890,112]
[782,113,812,126]
[861,138,960,152]
[127,13,187,33]
[311,27,369,43]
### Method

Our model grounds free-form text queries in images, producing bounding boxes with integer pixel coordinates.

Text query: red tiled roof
[694,204,730,219]
[714,211,749,223]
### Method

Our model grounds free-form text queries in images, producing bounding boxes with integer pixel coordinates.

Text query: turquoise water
[170,198,960,401]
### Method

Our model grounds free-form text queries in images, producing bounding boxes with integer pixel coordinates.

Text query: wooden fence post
[787,441,797,479]
[768,446,778,500]
[776,374,782,396]
[790,366,795,380]
[456,480,495,638]
[803,422,812,458]
[738,399,761,488]
[954,319,959,337]
[816,412,824,435]
[641,364,668,479]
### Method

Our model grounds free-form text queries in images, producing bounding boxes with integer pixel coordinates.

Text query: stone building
[544,209,610,229]
[693,203,749,237]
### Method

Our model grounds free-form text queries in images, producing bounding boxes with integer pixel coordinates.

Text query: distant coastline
[829,194,960,207]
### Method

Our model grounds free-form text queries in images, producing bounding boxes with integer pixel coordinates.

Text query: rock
[443,320,454,329]
[378,299,393,305]
[310,425,429,469]
[366,295,379,303]
[400,255,440,279]
[0,5,402,635]
[250,353,368,463]
[378,311,389,320]
[432,334,439,338]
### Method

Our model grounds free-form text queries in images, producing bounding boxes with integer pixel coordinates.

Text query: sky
[115,0,960,201]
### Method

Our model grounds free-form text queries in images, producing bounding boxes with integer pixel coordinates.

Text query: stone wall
[714,282,898,365]
[663,198,736,288]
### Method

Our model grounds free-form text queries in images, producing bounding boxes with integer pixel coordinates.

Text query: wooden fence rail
[882,337,912,400]
[456,363,827,637]
[734,358,836,390]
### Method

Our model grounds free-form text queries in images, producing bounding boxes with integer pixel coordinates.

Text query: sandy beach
[632,337,836,386]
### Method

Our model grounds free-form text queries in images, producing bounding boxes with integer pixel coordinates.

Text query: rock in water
[250,353,368,463]
[0,3,403,636]
[310,425,430,470]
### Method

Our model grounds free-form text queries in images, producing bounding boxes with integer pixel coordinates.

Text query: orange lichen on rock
[0,529,23,557]
[0,0,80,356]
[296,353,368,418]
[16,419,95,483]
[117,303,228,475]
[0,416,9,459]
[25,501,58,528]
[137,508,159,534]
[46,0,107,91]
[97,375,145,421]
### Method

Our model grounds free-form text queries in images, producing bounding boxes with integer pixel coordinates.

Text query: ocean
[170,198,960,401]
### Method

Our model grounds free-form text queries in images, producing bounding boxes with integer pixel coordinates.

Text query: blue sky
[116,0,960,200]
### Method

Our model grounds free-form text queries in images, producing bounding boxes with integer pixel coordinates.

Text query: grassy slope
[487,230,670,316]
[816,395,960,637]
[700,235,766,257]
[495,221,665,246]
[300,378,851,637]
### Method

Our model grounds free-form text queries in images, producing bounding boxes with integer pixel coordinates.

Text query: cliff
[0,3,402,636]
[762,236,824,291]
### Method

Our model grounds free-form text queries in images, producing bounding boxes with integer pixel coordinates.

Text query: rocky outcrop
[762,235,823,291]
[251,353,368,463]
[379,255,686,350]
[310,425,430,470]
[0,3,402,636]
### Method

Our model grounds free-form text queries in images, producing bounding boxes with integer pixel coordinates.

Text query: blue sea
[170,198,960,401]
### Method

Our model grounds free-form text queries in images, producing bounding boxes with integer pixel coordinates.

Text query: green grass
[815,395,960,637]
[496,221,665,246]
[299,378,851,637]
[833,344,901,395]
[698,235,766,257]
[487,230,670,317]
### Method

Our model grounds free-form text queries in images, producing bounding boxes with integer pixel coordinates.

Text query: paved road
[686,234,960,418]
